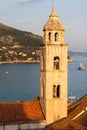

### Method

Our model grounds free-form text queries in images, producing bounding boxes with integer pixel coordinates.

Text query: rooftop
[46,94,87,130]
[0,99,45,124]
[0,95,87,129]
[43,5,65,31]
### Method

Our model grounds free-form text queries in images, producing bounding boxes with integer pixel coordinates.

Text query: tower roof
[43,5,65,31]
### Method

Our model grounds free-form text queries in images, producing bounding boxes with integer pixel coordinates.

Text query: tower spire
[52,0,55,13]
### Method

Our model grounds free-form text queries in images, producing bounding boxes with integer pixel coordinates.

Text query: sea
[0,56,87,102]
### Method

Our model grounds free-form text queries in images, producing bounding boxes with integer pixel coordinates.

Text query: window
[57,85,60,97]
[49,32,51,41]
[54,56,60,70]
[55,32,58,41]
[53,85,60,98]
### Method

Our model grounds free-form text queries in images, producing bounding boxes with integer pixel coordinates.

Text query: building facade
[40,5,68,124]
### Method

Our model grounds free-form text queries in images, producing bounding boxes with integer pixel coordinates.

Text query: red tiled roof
[0,99,45,123]
[47,94,87,130]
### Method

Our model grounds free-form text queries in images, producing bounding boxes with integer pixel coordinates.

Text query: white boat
[68,96,76,103]
[68,96,76,99]
[78,64,85,70]
[5,71,9,74]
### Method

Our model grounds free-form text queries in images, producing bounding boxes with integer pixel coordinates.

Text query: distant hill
[0,23,43,62]
[0,23,87,62]
[69,50,87,57]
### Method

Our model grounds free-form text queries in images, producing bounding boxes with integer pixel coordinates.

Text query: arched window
[54,56,60,70]
[55,32,58,41]
[57,85,60,97]
[53,85,60,98]
[48,32,51,41]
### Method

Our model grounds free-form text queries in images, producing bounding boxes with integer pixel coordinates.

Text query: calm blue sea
[68,56,87,101]
[0,57,87,102]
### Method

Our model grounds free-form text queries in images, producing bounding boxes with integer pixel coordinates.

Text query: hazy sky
[0,0,87,52]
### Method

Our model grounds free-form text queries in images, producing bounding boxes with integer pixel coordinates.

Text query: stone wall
[0,121,45,130]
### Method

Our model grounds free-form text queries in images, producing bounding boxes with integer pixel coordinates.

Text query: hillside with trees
[0,23,87,63]
[0,23,43,62]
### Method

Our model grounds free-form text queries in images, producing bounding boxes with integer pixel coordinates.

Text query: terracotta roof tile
[47,95,87,130]
[0,99,45,123]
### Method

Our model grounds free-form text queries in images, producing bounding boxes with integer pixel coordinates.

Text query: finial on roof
[52,0,55,13]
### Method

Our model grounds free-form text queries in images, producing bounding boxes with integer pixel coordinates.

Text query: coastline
[0,60,40,64]
[68,58,74,63]
[0,59,74,64]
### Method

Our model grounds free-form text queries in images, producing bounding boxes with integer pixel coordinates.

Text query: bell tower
[40,4,68,124]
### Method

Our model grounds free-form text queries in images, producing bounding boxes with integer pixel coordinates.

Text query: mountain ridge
[69,50,87,57]
[0,23,87,62]
[0,23,43,62]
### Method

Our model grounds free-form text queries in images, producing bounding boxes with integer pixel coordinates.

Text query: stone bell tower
[40,4,68,124]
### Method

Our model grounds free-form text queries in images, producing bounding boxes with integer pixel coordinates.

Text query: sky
[0,0,87,52]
